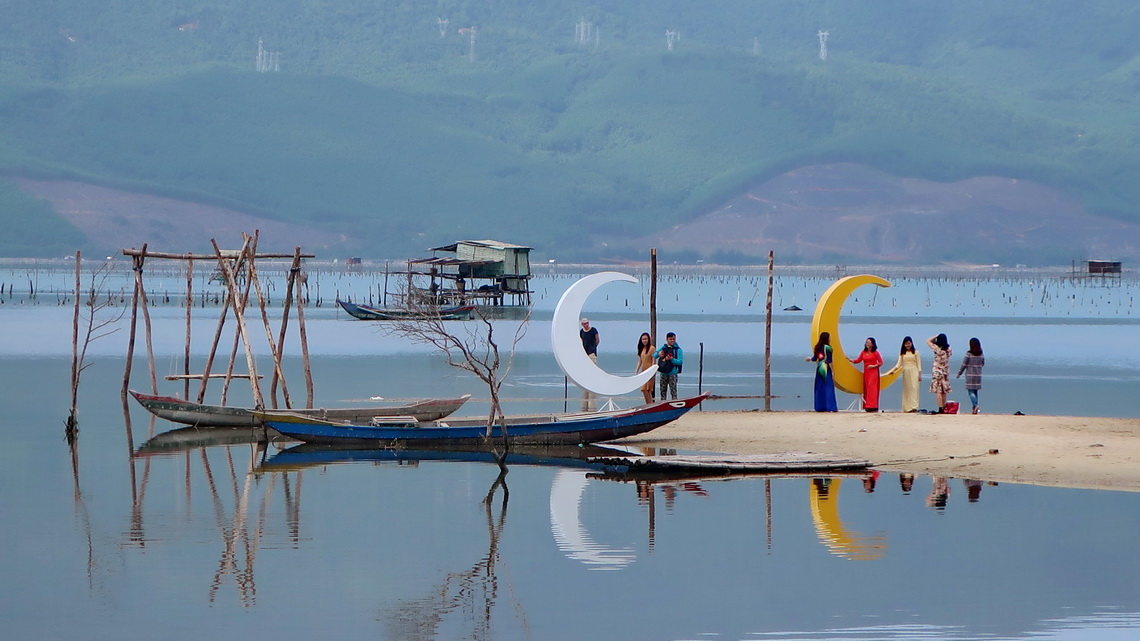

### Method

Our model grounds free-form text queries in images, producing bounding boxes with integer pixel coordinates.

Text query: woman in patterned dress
[926,333,952,412]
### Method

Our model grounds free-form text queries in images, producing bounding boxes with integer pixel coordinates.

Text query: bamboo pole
[650,248,658,347]
[248,236,290,409]
[184,259,193,399]
[132,249,159,394]
[197,284,232,404]
[122,248,313,260]
[122,243,147,401]
[272,250,300,407]
[765,250,774,411]
[294,252,314,408]
[211,238,265,409]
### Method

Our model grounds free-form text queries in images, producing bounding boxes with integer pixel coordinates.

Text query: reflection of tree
[382,467,527,641]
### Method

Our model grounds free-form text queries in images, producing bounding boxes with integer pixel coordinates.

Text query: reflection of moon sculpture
[551,272,657,397]
[810,274,901,395]
[549,469,636,570]
[808,479,886,561]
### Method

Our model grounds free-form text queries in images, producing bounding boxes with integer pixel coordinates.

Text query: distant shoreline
[3,256,1133,282]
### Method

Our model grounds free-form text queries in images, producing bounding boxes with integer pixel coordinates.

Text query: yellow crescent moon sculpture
[810,274,900,395]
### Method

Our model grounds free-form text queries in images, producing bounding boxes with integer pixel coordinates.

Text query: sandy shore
[622,410,1140,492]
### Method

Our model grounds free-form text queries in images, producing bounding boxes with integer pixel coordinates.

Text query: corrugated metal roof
[408,257,496,266]
[427,239,532,252]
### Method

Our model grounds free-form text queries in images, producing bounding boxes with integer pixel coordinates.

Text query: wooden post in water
[121,243,147,401]
[248,238,290,409]
[132,248,159,394]
[273,248,299,407]
[765,251,774,411]
[650,248,658,347]
[183,259,193,399]
[294,253,314,407]
[211,238,265,410]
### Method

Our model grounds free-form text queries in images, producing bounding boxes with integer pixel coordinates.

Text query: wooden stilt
[294,251,314,408]
[212,237,264,410]
[248,239,290,409]
[132,250,158,394]
[765,250,774,411]
[184,259,193,399]
[122,243,147,401]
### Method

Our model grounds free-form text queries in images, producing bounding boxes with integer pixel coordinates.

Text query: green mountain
[1,1,1138,261]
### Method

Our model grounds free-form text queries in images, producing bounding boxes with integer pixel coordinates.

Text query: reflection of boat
[254,392,710,447]
[134,426,281,456]
[336,299,475,321]
[129,390,471,428]
[257,442,632,472]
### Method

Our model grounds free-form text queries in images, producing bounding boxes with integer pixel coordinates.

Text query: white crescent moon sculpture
[552,272,657,397]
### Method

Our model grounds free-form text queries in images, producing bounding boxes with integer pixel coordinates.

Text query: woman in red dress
[851,337,882,412]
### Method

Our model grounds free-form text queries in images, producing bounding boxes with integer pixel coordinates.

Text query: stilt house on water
[407,239,533,306]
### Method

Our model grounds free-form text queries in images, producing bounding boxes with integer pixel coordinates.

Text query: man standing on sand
[579,318,600,410]
[656,332,684,400]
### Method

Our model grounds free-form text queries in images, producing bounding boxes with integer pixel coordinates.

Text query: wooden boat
[129,390,471,428]
[336,299,475,321]
[253,392,710,447]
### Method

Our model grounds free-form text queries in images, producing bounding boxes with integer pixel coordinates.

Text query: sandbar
[623,410,1140,492]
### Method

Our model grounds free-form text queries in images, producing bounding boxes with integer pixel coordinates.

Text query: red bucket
[943,401,959,414]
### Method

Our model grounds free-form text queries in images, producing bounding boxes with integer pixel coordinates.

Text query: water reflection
[68,422,1139,640]
[809,478,887,560]
[381,463,512,641]
[550,469,636,570]
[126,425,286,607]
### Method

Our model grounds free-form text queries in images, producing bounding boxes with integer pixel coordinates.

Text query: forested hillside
[1,1,1137,261]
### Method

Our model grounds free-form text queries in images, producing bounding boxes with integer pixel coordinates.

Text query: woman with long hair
[634,332,655,404]
[885,336,922,412]
[926,333,952,412]
[806,331,838,412]
[850,337,882,412]
[956,337,985,414]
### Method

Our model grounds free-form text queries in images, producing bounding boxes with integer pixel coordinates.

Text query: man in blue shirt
[656,332,683,400]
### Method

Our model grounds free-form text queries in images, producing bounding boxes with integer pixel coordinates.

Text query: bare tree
[68,255,126,440]
[383,297,530,443]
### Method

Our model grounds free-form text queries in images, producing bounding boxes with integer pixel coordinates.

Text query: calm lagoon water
[2,264,1139,640]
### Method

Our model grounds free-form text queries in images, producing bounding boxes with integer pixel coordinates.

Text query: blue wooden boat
[254,392,710,447]
[336,299,475,321]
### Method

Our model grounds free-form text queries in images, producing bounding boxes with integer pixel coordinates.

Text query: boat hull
[255,393,709,447]
[129,390,470,428]
[336,299,475,321]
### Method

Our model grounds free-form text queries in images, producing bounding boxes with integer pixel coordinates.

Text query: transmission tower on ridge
[256,38,280,72]
[458,26,478,62]
[437,17,449,38]
[817,30,829,61]
[665,30,679,51]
